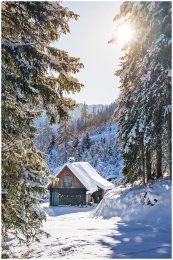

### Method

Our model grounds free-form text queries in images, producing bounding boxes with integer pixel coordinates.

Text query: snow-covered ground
[10,204,121,259]
[92,177,172,258]
[9,178,171,259]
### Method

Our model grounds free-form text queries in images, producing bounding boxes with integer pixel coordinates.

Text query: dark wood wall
[50,187,86,206]
[92,189,104,203]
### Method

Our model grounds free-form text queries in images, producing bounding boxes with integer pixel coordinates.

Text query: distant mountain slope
[47,120,122,180]
[69,103,104,119]
[34,102,122,181]
[78,121,123,179]
[34,103,104,130]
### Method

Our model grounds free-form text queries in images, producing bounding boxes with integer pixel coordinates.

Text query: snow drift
[92,178,171,225]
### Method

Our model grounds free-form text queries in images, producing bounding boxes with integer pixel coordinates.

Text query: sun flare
[117,23,134,44]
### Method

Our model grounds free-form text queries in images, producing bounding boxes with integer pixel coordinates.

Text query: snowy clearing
[10,178,171,259]
[10,205,122,259]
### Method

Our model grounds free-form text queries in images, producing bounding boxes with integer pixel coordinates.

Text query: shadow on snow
[98,220,172,259]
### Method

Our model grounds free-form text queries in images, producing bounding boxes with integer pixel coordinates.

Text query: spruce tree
[2,1,83,254]
[113,2,171,183]
[81,132,91,150]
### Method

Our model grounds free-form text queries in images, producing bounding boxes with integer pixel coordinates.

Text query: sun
[117,23,134,44]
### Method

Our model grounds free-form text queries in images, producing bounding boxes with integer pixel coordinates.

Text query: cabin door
[52,192,59,206]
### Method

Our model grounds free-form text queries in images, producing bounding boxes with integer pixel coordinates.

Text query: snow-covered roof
[56,162,115,193]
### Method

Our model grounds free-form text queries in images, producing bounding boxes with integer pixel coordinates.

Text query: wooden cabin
[48,162,115,206]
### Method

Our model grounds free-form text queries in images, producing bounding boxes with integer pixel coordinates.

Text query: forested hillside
[34,102,122,179]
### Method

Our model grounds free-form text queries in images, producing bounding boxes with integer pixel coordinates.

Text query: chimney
[68,157,75,163]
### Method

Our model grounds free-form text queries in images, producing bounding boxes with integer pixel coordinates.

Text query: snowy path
[12,203,171,259]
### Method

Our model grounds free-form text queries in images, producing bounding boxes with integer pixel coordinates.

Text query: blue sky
[54,1,122,105]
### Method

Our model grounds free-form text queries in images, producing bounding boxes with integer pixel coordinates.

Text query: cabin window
[64,175,72,188]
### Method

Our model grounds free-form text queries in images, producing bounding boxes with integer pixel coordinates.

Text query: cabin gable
[55,166,85,189]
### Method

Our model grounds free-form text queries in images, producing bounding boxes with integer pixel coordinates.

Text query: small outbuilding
[48,161,115,206]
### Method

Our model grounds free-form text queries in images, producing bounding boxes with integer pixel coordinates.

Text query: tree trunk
[156,143,162,179]
[146,149,152,182]
[141,142,145,185]
[167,112,172,178]
[64,119,67,162]
[156,106,162,179]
